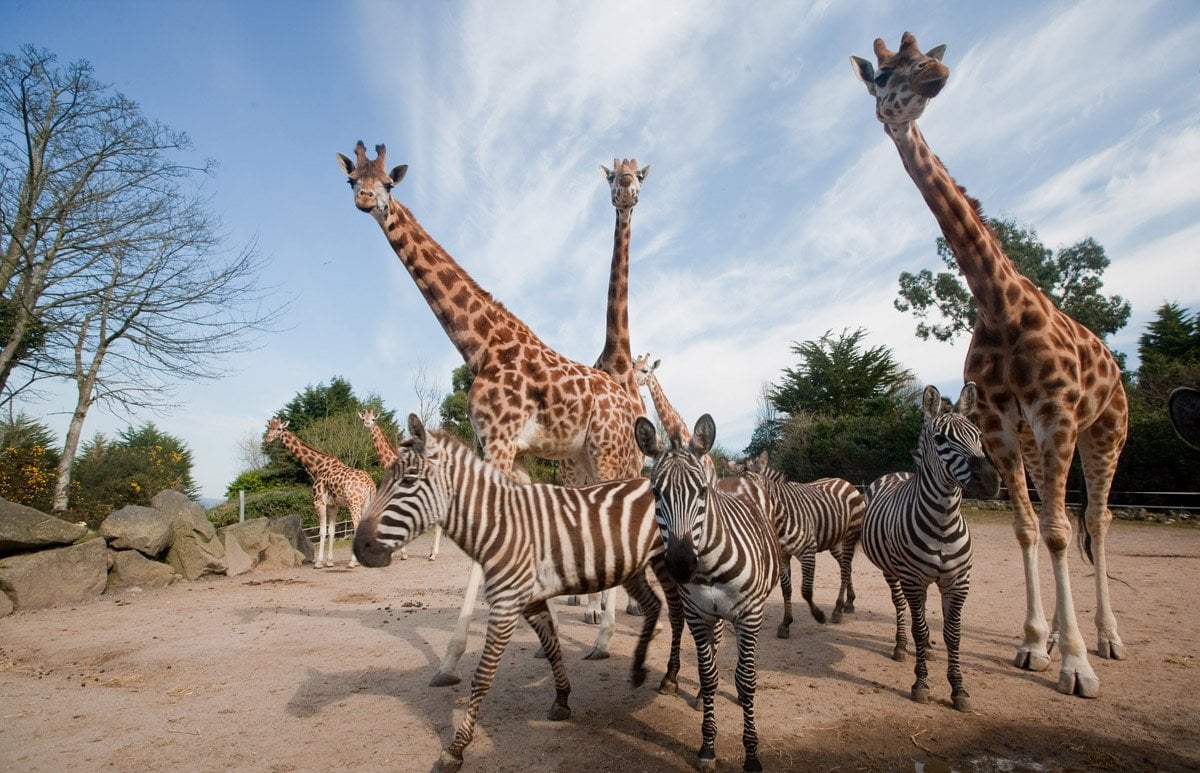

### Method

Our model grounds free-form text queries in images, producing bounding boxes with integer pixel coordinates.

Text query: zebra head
[353,414,451,568]
[635,413,717,584]
[920,383,1001,500]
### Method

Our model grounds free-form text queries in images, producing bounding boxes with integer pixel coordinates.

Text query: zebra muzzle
[664,536,698,584]
[353,530,395,568]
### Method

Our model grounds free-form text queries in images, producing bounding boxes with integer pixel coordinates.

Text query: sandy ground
[1,510,1198,772]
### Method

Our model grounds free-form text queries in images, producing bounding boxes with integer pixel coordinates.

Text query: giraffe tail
[1075,480,1093,565]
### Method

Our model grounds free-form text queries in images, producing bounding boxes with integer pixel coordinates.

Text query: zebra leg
[658,577,685,696]
[439,604,520,772]
[734,615,765,773]
[523,600,572,721]
[626,567,646,615]
[832,542,856,622]
[431,562,484,687]
[623,573,663,687]
[428,524,441,561]
[885,576,908,661]
[800,548,825,624]
[941,576,972,711]
[583,589,615,660]
[776,557,794,639]
[689,616,720,772]
[903,582,932,704]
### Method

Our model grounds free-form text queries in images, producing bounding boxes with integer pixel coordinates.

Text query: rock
[268,514,314,563]
[152,490,216,541]
[257,532,306,570]
[222,531,255,577]
[106,549,177,593]
[0,498,87,556]
[99,505,174,557]
[166,521,227,581]
[220,518,272,557]
[0,539,107,610]
[0,590,12,616]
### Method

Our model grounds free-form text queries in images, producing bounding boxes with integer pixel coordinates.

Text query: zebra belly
[683,581,743,621]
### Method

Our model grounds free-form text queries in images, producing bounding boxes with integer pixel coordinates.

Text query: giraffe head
[633,353,661,387]
[359,409,377,429]
[264,417,288,443]
[851,32,948,125]
[600,158,650,210]
[336,141,408,222]
[920,383,1001,499]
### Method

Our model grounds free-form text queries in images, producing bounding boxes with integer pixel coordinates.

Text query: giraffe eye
[874,71,893,86]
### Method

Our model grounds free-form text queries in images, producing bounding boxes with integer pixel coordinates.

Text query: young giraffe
[337,142,646,685]
[359,409,434,560]
[852,32,1128,697]
[264,417,377,569]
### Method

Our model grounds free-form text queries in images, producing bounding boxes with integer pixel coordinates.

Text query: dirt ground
[1,510,1198,772]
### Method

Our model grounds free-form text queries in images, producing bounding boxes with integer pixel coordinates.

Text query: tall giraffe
[337,142,646,685]
[359,409,436,560]
[852,33,1128,698]
[593,158,650,388]
[264,417,377,569]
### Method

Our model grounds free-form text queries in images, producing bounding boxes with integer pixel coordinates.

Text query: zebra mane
[414,427,532,487]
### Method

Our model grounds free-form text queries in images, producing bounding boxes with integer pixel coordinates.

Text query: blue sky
[5,0,1199,502]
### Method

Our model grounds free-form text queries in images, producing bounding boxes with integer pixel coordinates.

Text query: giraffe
[852,32,1128,698]
[359,408,437,560]
[337,142,646,685]
[264,417,377,569]
[633,353,691,444]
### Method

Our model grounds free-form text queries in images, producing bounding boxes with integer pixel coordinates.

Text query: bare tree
[409,358,444,427]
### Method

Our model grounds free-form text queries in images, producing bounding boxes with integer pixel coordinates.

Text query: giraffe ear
[925,44,947,62]
[850,56,876,90]
[637,164,651,181]
[756,449,770,469]
[922,385,944,418]
[407,413,426,453]
[390,165,408,186]
[634,416,661,457]
[690,414,716,456]
[651,359,661,372]
[336,152,355,177]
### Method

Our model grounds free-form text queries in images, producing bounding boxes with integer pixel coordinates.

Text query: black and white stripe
[861,383,1000,712]
[735,454,865,637]
[354,415,680,771]
[635,414,781,773]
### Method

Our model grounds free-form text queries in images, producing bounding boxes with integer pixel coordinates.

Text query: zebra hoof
[547,702,571,721]
[911,685,930,704]
[744,755,764,772]
[812,608,827,624]
[533,646,548,659]
[582,648,610,661]
[831,610,843,624]
[429,670,461,687]
[630,667,647,687]
[657,676,677,695]
[697,747,717,772]
[892,648,906,662]
[952,691,973,712]
[626,601,644,616]
[434,750,464,773]
[775,624,790,639]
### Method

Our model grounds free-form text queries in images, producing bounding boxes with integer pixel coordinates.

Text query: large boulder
[220,517,272,556]
[106,549,177,592]
[152,490,216,541]
[0,538,107,610]
[221,531,255,577]
[0,589,13,617]
[268,514,314,563]
[166,523,226,580]
[257,532,306,570]
[0,498,87,556]
[99,505,174,557]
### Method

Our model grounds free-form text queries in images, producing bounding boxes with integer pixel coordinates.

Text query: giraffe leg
[940,574,972,712]
[428,524,442,561]
[582,591,603,625]
[583,589,615,660]
[431,562,484,687]
[1078,416,1127,660]
[438,603,520,772]
[776,556,794,639]
[347,507,361,568]
[313,499,329,568]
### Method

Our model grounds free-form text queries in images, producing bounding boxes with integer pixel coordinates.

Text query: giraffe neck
[647,375,690,443]
[378,198,545,372]
[886,121,1024,325]
[278,429,336,477]
[594,207,634,386]
[370,425,397,468]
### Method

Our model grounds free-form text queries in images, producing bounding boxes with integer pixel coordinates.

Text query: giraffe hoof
[565,595,582,606]
[582,648,610,661]
[1014,647,1052,672]
[1058,669,1100,698]
[775,624,791,640]
[1098,637,1126,660]
[952,691,973,712]
[582,611,601,625]
[434,750,464,773]
[427,555,437,561]
[429,670,461,688]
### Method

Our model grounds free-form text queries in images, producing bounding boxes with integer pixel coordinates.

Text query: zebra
[1169,386,1200,450]
[352,414,681,773]
[635,413,781,773]
[732,452,865,636]
[860,383,1000,712]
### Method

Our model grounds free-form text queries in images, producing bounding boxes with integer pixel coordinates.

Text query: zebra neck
[915,470,965,523]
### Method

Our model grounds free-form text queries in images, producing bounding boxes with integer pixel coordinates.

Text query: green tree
[769,327,918,417]
[1136,302,1200,402]
[0,413,60,511]
[439,364,476,446]
[68,423,197,525]
[895,218,1131,344]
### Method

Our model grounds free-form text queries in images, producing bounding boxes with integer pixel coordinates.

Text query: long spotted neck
[378,198,545,373]
[368,424,397,468]
[278,429,335,477]
[645,374,690,444]
[886,121,1025,327]
[594,206,635,388]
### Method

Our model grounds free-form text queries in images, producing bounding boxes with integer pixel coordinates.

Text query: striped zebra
[353,415,681,773]
[861,383,1000,712]
[734,453,865,636]
[635,413,781,773]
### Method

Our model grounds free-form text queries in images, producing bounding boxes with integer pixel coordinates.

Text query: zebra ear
[756,449,770,470]
[634,416,661,456]
[956,382,979,416]
[922,385,943,418]
[407,413,427,453]
[691,414,716,456]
